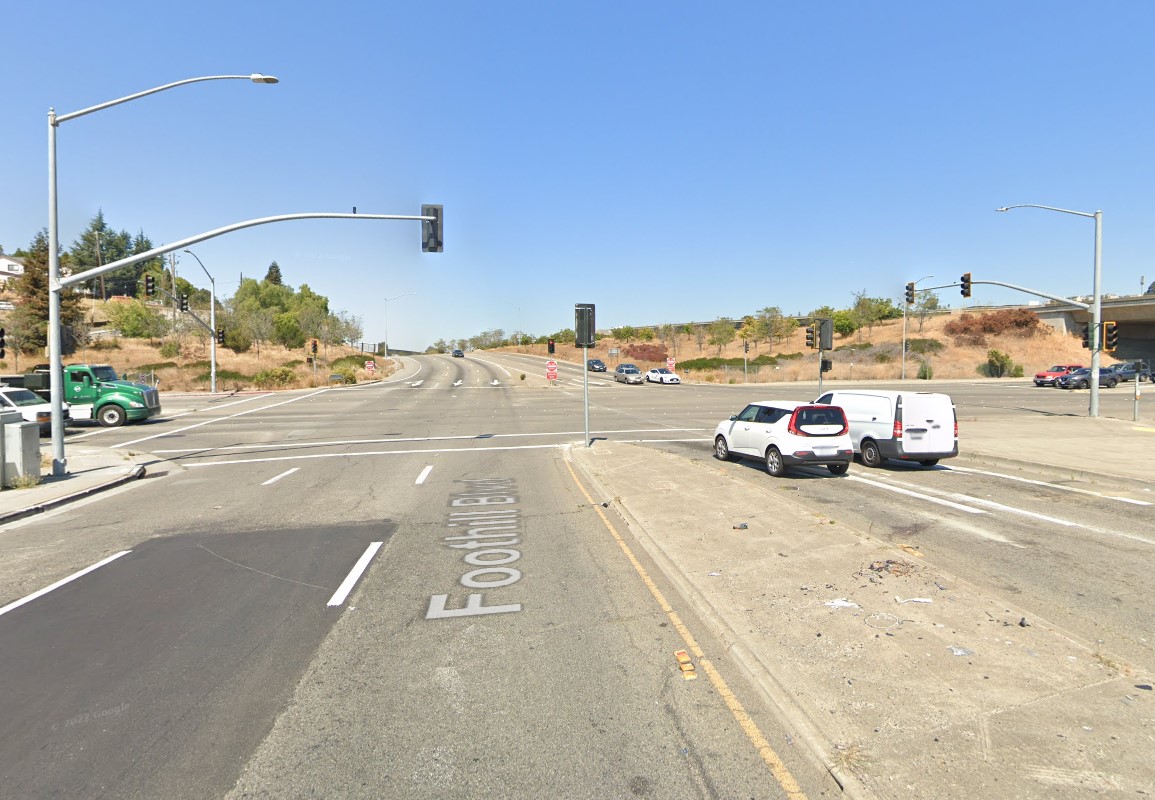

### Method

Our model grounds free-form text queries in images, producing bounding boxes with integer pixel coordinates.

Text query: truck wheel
[98,405,127,427]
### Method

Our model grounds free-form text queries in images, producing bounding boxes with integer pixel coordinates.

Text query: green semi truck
[2,364,161,427]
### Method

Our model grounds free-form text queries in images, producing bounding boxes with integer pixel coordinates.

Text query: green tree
[106,299,167,338]
[638,327,655,342]
[706,318,736,355]
[12,229,85,353]
[613,325,637,344]
[913,291,940,333]
[265,261,284,285]
[832,310,857,338]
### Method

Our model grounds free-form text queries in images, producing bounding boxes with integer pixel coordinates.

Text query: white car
[713,400,853,477]
[645,368,681,384]
[0,386,71,436]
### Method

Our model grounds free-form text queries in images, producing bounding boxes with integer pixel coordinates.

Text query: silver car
[613,364,644,384]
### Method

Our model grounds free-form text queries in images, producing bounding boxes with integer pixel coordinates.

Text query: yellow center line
[564,460,808,800]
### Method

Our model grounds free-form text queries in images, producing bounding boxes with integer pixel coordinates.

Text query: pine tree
[13,229,85,354]
[265,261,283,285]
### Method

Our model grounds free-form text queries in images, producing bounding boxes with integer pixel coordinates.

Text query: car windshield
[1,389,45,407]
[622,367,639,374]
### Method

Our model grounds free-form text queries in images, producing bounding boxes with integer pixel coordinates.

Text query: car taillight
[893,419,903,438]
[787,411,802,436]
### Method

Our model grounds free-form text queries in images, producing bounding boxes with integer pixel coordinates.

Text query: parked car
[713,401,853,477]
[1106,361,1150,382]
[587,358,607,372]
[0,386,71,436]
[645,367,681,384]
[1034,364,1084,387]
[1056,367,1118,389]
[613,364,644,384]
[451,349,464,358]
[813,390,958,468]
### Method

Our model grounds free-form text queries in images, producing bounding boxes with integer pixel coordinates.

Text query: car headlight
[129,401,144,408]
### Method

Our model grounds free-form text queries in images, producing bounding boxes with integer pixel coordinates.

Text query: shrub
[623,343,668,362]
[834,342,872,352]
[159,340,180,359]
[906,338,944,355]
[944,309,1044,347]
[282,359,304,368]
[253,366,297,388]
[873,352,893,363]
[135,361,179,371]
[917,361,934,380]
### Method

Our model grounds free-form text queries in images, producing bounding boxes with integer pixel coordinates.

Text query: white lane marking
[118,389,331,447]
[410,380,424,387]
[186,443,564,468]
[466,355,512,377]
[327,542,383,607]
[491,380,500,386]
[262,467,300,486]
[946,494,1077,526]
[67,394,278,439]
[0,551,131,618]
[151,427,709,454]
[845,475,986,514]
[416,465,434,484]
[453,380,463,387]
[946,464,1153,506]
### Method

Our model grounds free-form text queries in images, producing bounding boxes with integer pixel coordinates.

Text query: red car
[1034,364,1083,387]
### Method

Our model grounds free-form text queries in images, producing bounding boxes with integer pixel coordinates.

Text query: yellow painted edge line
[564,459,809,800]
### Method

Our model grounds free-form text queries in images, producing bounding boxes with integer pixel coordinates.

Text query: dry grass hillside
[498,309,1110,383]
[0,337,390,393]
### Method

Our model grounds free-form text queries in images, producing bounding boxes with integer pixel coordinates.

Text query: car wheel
[1106,379,1118,389]
[860,439,885,468]
[764,446,786,477]
[714,436,735,462]
[1141,373,1149,383]
[920,459,939,467]
[98,404,127,428]
[1078,379,1089,389]
[827,462,849,475]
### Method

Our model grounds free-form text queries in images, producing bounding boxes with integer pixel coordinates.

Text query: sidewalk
[570,414,1155,799]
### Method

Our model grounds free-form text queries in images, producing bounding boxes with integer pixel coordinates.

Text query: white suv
[713,401,852,476]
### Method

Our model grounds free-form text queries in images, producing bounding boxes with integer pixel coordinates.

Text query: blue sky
[4,2,1155,351]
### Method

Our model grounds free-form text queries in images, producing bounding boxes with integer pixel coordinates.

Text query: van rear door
[898,393,955,455]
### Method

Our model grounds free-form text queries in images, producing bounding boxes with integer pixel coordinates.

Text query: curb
[0,464,147,526]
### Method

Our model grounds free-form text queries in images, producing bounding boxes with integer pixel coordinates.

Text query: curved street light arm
[52,75,278,125]
[996,204,1096,219]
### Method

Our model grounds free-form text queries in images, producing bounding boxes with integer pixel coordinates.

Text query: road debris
[895,596,933,604]
[673,649,697,680]
[825,598,860,609]
[949,646,974,656]
[732,522,748,530]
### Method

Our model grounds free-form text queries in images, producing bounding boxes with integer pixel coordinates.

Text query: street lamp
[383,293,418,360]
[997,204,1103,418]
[47,73,278,475]
[182,250,216,394]
[901,274,934,380]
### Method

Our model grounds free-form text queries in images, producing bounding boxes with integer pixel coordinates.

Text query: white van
[812,390,957,468]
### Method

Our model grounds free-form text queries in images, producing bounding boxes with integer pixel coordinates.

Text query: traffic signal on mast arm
[144,274,156,296]
[905,282,916,305]
[216,328,225,345]
[1081,324,1091,349]
[1103,321,1120,352]
[421,204,443,253]
[805,324,816,349]
[179,293,189,312]
[960,272,972,298]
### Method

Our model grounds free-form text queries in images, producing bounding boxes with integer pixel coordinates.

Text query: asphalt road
[1,353,1151,798]
[0,355,836,799]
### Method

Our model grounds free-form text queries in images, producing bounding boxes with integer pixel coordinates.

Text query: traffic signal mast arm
[922,278,1091,310]
[150,282,216,336]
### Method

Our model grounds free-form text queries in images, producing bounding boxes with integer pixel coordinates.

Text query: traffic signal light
[179,293,189,312]
[421,204,443,253]
[575,303,595,347]
[144,274,156,296]
[1103,321,1119,352]
[805,324,816,349]
[819,318,834,351]
[547,338,556,354]
[0,327,6,360]
[216,328,225,345]
[820,358,832,373]
[960,272,972,298]
[1081,324,1091,349]
[744,340,749,354]
[905,282,915,305]
[311,339,319,354]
